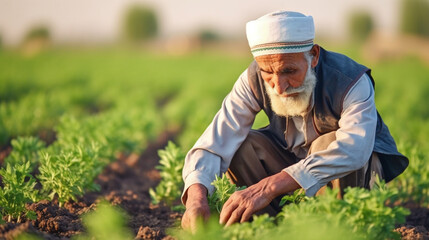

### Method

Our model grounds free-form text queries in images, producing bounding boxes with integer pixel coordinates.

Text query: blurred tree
[21,25,51,55]
[24,26,50,43]
[197,28,222,50]
[198,28,221,43]
[401,0,429,38]
[123,5,158,43]
[348,11,374,42]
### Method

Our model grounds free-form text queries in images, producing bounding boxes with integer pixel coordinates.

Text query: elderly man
[181,11,408,230]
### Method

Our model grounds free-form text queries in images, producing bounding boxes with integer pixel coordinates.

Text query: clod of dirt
[0,221,56,240]
[135,226,162,239]
[27,200,84,238]
[395,225,429,240]
[395,205,429,239]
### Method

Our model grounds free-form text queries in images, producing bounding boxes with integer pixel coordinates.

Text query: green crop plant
[174,176,409,240]
[207,174,246,213]
[278,179,409,240]
[54,115,115,162]
[279,188,307,206]
[171,217,227,240]
[268,211,362,240]
[0,161,38,222]
[391,145,429,206]
[149,141,185,206]
[4,136,46,169]
[223,214,276,240]
[73,201,133,240]
[38,143,103,207]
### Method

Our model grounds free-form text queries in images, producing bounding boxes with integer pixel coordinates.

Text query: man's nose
[272,74,289,94]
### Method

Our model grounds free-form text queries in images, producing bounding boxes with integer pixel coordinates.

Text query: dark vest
[247,47,408,182]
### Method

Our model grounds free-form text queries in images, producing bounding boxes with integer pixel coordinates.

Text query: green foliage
[279,181,409,240]
[0,162,38,222]
[172,217,226,240]
[73,201,133,240]
[123,5,158,42]
[54,115,119,162]
[401,0,429,37]
[270,212,361,240]
[0,137,43,222]
[207,174,246,213]
[0,93,56,143]
[149,141,185,205]
[5,136,45,169]
[173,214,275,240]
[348,10,374,41]
[40,144,101,203]
[391,145,429,206]
[15,233,43,240]
[224,214,276,240]
[37,143,102,207]
[174,178,408,240]
[279,188,306,206]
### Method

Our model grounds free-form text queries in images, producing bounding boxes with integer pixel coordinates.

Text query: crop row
[0,99,162,221]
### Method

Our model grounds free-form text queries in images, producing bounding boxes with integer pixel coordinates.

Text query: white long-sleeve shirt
[182,68,377,199]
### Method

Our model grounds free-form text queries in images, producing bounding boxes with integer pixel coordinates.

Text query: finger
[221,194,234,210]
[221,191,242,214]
[219,202,238,225]
[240,207,254,223]
[226,207,245,226]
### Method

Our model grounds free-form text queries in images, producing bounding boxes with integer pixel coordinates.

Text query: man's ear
[310,44,320,68]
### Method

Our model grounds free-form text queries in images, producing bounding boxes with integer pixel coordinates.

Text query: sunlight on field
[0,43,428,238]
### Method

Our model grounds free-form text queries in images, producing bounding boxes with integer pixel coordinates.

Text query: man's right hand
[181,184,210,233]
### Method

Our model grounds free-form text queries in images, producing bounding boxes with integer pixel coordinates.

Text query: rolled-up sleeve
[182,69,261,202]
[284,74,377,196]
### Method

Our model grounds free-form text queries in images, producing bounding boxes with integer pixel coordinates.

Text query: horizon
[0,0,399,46]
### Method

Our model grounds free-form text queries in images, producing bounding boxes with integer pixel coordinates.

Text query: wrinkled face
[255,52,311,96]
[256,51,319,117]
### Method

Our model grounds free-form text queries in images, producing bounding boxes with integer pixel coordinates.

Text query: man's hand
[181,184,210,232]
[219,171,300,226]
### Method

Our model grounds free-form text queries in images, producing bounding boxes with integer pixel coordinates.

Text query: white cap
[246,11,315,57]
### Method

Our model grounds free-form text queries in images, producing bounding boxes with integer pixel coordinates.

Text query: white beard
[264,61,317,117]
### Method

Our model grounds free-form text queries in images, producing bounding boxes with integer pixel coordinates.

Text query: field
[0,45,428,239]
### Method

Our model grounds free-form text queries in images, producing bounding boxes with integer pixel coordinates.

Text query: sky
[0,0,400,46]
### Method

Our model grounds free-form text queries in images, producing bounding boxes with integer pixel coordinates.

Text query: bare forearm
[181,183,210,232]
[183,183,208,206]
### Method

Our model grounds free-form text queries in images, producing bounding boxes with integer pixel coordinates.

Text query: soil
[395,207,429,239]
[0,132,428,240]
[0,132,182,240]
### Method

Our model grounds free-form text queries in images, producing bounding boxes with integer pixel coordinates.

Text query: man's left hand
[219,171,300,226]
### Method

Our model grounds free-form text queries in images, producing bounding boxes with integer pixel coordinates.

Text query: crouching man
[180,10,408,231]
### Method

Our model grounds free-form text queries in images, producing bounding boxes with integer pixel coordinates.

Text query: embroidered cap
[246,11,315,57]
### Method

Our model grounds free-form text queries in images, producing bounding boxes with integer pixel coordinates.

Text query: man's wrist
[184,183,208,206]
[264,171,300,199]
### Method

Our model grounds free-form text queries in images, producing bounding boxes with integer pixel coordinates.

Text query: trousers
[226,130,383,215]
